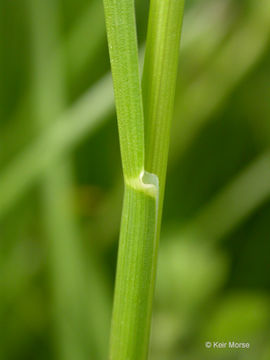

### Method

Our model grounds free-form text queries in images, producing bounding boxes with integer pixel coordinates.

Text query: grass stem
[103,0,185,358]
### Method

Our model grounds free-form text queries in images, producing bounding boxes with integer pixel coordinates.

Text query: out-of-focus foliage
[0,0,270,359]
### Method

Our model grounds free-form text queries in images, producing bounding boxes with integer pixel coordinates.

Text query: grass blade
[142,0,185,226]
[103,0,144,179]
[28,1,90,358]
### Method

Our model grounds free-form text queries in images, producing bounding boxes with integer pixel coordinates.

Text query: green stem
[110,179,158,359]
[103,0,185,359]
[103,1,159,359]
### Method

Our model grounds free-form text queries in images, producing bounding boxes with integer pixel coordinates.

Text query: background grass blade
[182,150,270,244]
[171,0,270,159]
[28,1,90,358]
[0,75,114,219]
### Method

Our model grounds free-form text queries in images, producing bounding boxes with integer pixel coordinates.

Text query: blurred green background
[1,0,270,359]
